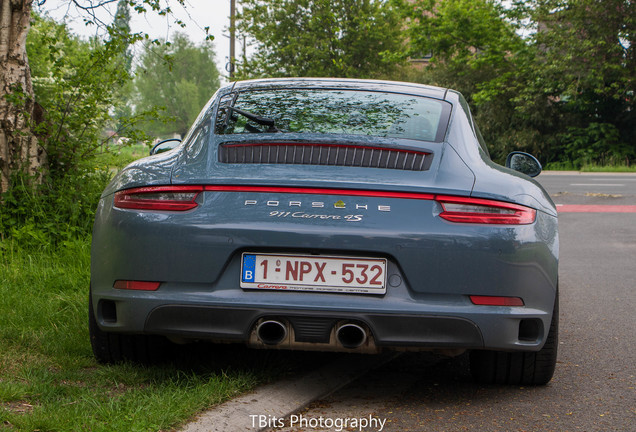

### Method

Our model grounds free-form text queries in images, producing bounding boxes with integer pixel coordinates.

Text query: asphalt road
[537,172,636,198]
[536,172,636,209]
[264,172,636,432]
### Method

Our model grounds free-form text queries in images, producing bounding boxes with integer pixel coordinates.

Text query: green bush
[556,123,635,169]
[0,14,154,248]
[0,168,111,247]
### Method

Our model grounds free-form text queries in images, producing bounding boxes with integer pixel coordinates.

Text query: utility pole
[229,0,236,80]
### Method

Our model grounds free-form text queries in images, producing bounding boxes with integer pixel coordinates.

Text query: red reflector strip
[114,186,203,211]
[470,295,524,306]
[557,204,636,213]
[203,185,435,200]
[113,280,161,291]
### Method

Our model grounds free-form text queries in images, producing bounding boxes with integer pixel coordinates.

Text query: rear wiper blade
[229,107,279,132]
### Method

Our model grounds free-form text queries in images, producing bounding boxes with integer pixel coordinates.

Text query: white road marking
[569,183,625,186]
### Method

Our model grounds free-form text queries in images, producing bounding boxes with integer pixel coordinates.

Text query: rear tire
[89,290,167,364]
[470,295,558,385]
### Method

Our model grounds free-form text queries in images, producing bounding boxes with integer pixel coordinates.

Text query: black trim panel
[144,305,484,348]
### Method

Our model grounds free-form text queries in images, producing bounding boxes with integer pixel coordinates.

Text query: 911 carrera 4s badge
[244,199,390,223]
[269,210,363,222]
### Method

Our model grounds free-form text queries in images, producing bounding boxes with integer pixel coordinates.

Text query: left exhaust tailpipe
[336,323,367,349]
[256,320,288,345]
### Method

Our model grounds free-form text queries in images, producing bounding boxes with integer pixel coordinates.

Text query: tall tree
[135,33,221,137]
[112,0,133,71]
[514,0,635,166]
[111,0,134,127]
[0,0,43,194]
[399,0,634,165]
[397,0,534,161]
[0,0,192,195]
[26,13,145,177]
[237,0,405,78]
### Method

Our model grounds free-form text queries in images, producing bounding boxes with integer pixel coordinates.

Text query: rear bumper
[143,305,484,348]
[92,281,554,353]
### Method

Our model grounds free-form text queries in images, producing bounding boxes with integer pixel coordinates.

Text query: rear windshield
[216,89,450,142]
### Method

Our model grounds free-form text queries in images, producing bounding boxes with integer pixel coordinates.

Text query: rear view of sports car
[90,78,559,385]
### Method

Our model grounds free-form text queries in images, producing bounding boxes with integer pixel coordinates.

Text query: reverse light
[437,196,536,225]
[114,186,203,211]
[470,296,524,306]
[113,280,161,291]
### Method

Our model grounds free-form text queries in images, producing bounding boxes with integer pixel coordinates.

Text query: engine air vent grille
[287,316,337,343]
[219,143,431,171]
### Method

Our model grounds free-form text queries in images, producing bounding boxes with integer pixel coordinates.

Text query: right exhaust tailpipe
[256,320,288,345]
[336,323,367,349]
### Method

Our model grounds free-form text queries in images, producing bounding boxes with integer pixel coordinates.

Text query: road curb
[179,352,399,432]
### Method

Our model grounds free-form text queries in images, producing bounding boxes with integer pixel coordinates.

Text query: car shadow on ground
[152,339,346,379]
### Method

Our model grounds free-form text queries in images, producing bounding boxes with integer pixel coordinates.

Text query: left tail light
[114,186,203,211]
[437,196,536,225]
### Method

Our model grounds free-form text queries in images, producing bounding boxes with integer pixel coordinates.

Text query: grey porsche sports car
[90,78,559,385]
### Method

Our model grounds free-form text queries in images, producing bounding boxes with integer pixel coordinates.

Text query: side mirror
[150,138,181,155]
[505,151,542,178]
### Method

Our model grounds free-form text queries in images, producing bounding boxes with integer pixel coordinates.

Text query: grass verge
[94,144,151,170]
[0,239,283,431]
[579,164,636,173]
[544,161,636,172]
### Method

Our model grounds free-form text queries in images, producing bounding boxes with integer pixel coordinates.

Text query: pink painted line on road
[557,205,636,213]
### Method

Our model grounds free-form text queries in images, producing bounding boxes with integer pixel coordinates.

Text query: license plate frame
[240,253,387,294]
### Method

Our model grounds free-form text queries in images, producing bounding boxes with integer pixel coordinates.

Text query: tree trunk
[0,0,44,195]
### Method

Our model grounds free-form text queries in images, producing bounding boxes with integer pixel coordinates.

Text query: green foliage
[27,14,154,179]
[135,33,221,137]
[0,14,160,246]
[512,0,635,165]
[237,0,405,79]
[0,168,110,246]
[93,143,151,169]
[395,0,540,162]
[556,123,634,168]
[396,0,634,166]
[399,0,523,87]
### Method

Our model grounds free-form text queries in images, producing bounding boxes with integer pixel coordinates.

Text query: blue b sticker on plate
[242,254,256,282]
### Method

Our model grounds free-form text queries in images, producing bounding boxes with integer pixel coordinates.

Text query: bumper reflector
[113,280,161,291]
[470,295,524,306]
